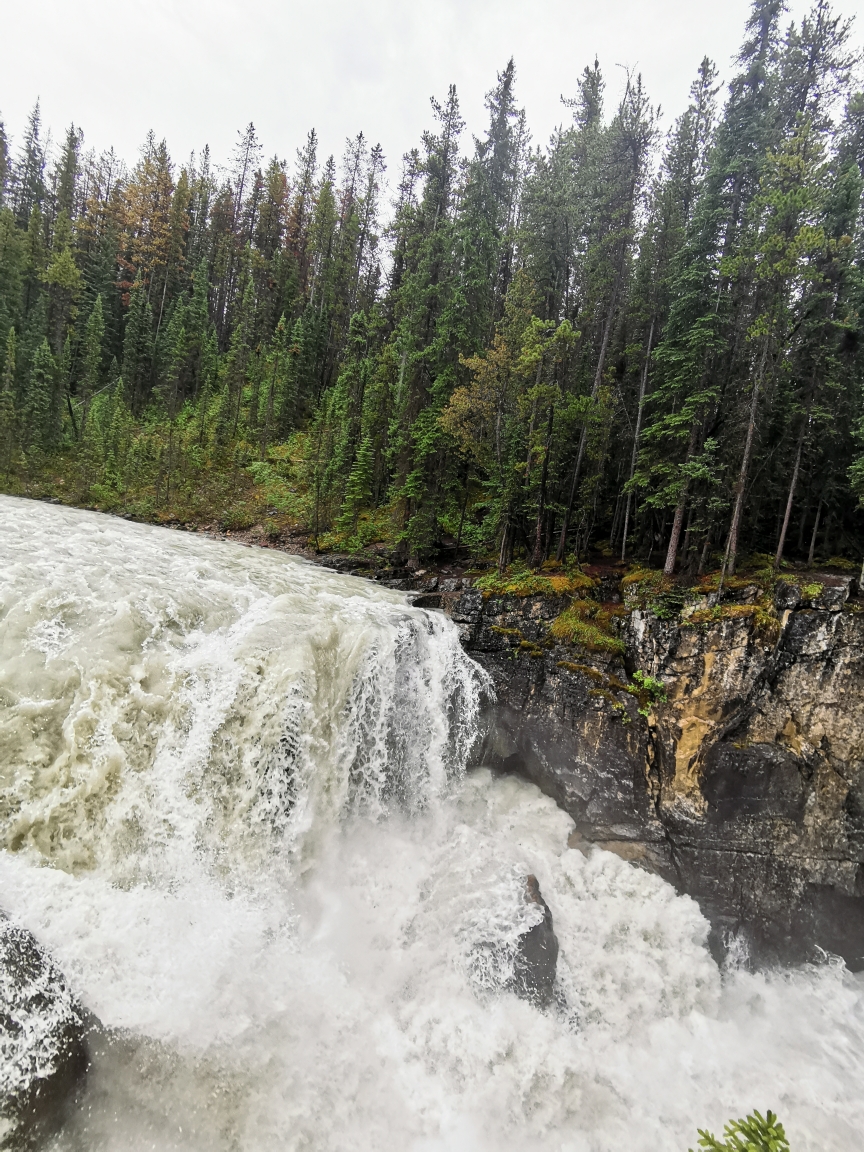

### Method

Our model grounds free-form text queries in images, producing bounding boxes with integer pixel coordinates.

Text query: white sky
[2,0,860,183]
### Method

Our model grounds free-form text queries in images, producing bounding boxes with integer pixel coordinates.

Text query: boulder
[0,917,88,1149]
[510,875,558,1007]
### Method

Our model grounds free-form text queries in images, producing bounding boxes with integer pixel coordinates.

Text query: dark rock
[450,588,483,629]
[774,581,801,611]
[510,876,558,1007]
[0,917,88,1148]
[412,593,443,610]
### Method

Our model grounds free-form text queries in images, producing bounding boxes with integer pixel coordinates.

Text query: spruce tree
[0,328,17,470]
[78,294,105,437]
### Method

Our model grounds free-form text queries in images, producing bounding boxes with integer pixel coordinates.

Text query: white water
[1,496,863,1152]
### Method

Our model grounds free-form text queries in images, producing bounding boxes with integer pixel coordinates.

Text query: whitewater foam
[1,496,863,1151]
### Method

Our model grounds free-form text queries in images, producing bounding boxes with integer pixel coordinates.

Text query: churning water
[1,495,863,1151]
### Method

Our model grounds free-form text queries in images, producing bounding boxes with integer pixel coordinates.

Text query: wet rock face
[0,917,88,1149]
[510,876,558,1007]
[454,576,864,968]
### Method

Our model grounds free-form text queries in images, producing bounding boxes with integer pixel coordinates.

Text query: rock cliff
[438,570,864,968]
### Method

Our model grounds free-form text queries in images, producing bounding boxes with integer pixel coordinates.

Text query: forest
[1,0,863,577]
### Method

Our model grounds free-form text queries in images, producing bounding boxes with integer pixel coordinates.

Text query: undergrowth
[475,562,596,599]
[548,599,626,654]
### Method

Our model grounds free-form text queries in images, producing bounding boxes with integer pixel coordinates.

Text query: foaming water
[1,496,863,1151]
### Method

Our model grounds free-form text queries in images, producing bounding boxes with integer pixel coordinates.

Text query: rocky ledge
[434,569,864,969]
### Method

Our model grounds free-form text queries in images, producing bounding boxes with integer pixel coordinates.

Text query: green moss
[826,556,857,571]
[475,564,596,599]
[685,599,780,642]
[548,607,625,654]
[556,661,606,682]
[802,581,824,600]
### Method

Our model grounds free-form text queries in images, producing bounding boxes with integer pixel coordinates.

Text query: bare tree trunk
[698,528,712,575]
[663,418,701,576]
[807,499,823,567]
[727,337,769,575]
[531,404,555,568]
[774,428,805,570]
[621,318,654,562]
[663,502,687,577]
[498,514,511,574]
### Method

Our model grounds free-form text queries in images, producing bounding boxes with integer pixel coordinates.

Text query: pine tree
[78,294,106,437]
[12,103,46,228]
[121,283,154,412]
[20,337,55,450]
[0,328,17,470]
[337,434,374,534]
[0,118,9,208]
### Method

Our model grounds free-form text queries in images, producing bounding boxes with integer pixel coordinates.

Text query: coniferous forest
[1,0,864,576]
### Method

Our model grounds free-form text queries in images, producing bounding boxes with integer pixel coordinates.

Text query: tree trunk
[663,501,687,577]
[621,318,654,562]
[807,499,823,567]
[727,336,769,575]
[663,418,701,576]
[531,404,555,568]
[774,428,805,570]
[557,275,622,561]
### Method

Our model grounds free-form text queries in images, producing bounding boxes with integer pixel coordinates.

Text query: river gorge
[2,496,864,1151]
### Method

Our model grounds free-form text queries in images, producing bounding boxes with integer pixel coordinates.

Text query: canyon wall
[433,573,864,967]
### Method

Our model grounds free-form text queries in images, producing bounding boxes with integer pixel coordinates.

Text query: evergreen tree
[0,328,17,470]
[78,294,106,437]
[12,102,45,228]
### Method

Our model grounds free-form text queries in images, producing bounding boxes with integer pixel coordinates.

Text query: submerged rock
[510,875,558,1007]
[0,916,88,1149]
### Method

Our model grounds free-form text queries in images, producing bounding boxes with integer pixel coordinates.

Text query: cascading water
[1,494,863,1152]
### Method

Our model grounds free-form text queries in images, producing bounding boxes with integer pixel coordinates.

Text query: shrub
[630,669,667,716]
[690,1109,790,1152]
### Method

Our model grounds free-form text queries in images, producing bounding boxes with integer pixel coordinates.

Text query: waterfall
[1,495,863,1151]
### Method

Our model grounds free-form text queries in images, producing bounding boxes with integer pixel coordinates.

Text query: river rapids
[1,495,863,1151]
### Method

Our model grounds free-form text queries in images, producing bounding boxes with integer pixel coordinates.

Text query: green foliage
[690,1109,790,1152]
[629,669,667,715]
[475,563,596,599]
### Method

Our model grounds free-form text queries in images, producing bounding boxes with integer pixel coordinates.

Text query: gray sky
[2,0,859,181]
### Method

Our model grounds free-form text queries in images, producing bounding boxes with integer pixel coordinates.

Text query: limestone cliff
[435,572,864,968]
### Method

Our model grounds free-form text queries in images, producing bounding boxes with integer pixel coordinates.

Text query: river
[1,495,862,1151]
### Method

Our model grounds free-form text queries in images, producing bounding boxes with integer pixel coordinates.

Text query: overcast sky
[2,0,859,183]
